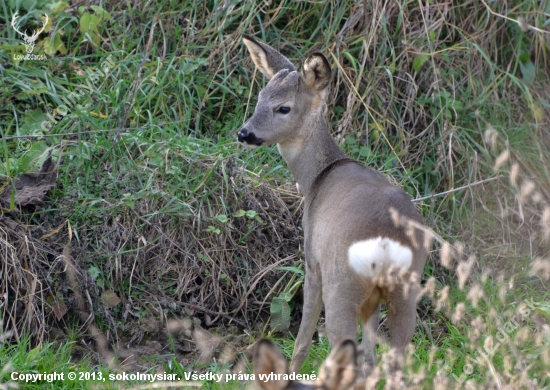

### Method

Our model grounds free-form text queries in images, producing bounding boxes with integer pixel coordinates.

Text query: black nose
[237,128,264,146]
[237,128,249,142]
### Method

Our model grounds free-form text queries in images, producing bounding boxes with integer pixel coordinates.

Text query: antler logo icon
[11,12,49,54]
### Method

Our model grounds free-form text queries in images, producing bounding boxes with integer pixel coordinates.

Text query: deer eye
[277,106,291,114]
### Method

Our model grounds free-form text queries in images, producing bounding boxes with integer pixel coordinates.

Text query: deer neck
[277,117,348,199]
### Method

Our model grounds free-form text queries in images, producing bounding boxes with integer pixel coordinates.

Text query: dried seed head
[457,256,475,290]
[220,344,235,365]
[542,206,550,241]
[167,318,193,337]
[509,163,520,187]
[481,267,492,283]
[541,340,550,364]
[389,207,402,227]
[232,356,248,376]
[423,229,433,252]
[436,285,450,311]
[514,327,529,347]
[483,336,496,358]
[405,223,419,249]
[193,327,221,363]
[440,242,453,268]
[493,149,509,171]
[433,371,451,390]
[428,346,437,370]
[483,126,498,151]
[519,180,535,204]
[467,283,484,308]
[454,241,464,260]
[422,277,436,298]
[469,316,485,343]
[498,285,506,304]
[452,302,466,324]
[531,258,550,279]
[503,355,512,373]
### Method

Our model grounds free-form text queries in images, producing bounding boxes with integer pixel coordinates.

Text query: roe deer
[253,339,357,390]
[237,35,428,386]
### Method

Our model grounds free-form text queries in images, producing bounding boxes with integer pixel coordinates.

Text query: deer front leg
[289,266,323,373]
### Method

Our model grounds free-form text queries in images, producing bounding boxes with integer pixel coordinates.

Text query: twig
[116,51,148,140]
[1,120,191,140]
[480,0,549,35]
[2,128,124,140]
[412,176,501,203]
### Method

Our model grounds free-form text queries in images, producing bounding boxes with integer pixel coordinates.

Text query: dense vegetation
[1,0,549,388]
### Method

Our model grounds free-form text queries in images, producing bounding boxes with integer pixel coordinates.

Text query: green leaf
[19,109,48,134]
[80,13,101,34]
[534,302,550,320]
[233,210,246,217]
[52,34,67,55]
[46,1,69,14]
[215,214,229,223]
[278,291,292,301]
[276,266,304,276]
[449,99,464,112]
[270,296,291,332]
[16,141,49,172]
[413,54,429,71]
[519,60,535,85]
[197,253,210,262]
[245,210,257,219]
[90,5,112,21]
[42,35,67,56]
[27,346,41,362]
[220,274,231,286]
[88,266,101,280]
[207,226,221,234]
[518,53,530,63]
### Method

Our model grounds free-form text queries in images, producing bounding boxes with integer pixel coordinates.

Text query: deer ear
[302,52,331,92]
[243,35,296,79]
[317,340,358,390]
[253,339,290,390]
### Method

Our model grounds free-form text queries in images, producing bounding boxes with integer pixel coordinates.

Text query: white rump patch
[348,237,412,279]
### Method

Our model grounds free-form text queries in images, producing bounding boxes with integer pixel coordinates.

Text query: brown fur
[238,36,429,387]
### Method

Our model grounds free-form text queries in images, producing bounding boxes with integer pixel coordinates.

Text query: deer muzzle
[237,128,264,146]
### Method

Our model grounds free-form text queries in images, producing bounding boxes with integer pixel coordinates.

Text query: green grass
[0,334,111,389]
[1,0,550,388]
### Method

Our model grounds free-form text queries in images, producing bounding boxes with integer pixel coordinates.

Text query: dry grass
[1,155,303,345]
[1,0,550,387]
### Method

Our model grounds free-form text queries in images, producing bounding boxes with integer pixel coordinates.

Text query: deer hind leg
[290,268,323,374]
[385,282,420,388]
[322,283,361,355]
[359,287,381,376]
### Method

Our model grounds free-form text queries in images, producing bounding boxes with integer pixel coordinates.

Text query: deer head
[11,12,49,54]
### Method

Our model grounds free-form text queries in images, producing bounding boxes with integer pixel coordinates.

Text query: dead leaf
[47,296,68,321]
[101,290,121,308]
[1,154,57,207]
[0,216,27,234]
